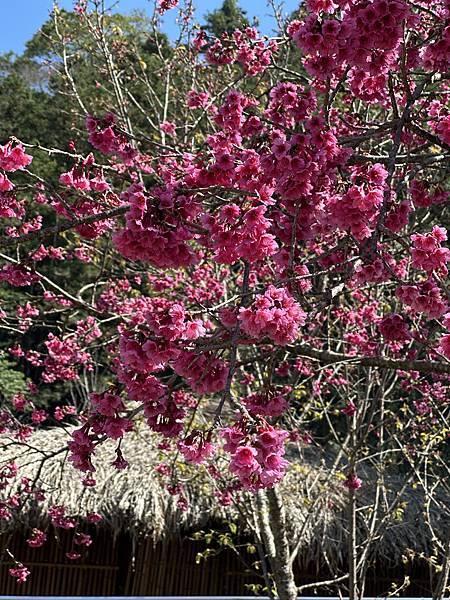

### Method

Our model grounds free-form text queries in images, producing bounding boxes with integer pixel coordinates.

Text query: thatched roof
[1,426,448,568]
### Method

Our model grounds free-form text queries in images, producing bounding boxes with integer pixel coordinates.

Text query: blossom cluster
[222,421,289,490]
[86,113,137,164]
[113,183,198,268]
[206,27,277,76]
[0,141,32,191]
[411,226,450,275]
[243,391,289,417]
[290,0,410,80]
[239,286,306,345]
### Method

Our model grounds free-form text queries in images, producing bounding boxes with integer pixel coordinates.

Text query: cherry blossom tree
[1,0,450,598]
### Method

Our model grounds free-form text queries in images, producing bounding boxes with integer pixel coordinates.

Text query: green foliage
[0,54,66,180]
[204,0,249,37]
[0,356,28,401]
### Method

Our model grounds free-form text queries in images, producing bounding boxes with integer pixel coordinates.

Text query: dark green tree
[0,53,69,179]
[204,0,249,37]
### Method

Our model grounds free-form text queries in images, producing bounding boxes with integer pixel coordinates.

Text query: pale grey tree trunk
[265,487,298,600]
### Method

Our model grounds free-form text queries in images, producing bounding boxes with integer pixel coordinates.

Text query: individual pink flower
[31,409,47,424]
[436,114,450,146]
[86,513,102,523]
[160,121,177,137]
[230,445,261,476]
[74,532,92,547]
[342,401,357,417]
[344,473,362,490]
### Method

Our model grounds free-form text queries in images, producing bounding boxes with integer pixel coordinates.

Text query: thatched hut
[0,426,447,596]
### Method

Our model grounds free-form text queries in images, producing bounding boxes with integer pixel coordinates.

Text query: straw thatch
[1,425,448,569]
[1,426,229,539]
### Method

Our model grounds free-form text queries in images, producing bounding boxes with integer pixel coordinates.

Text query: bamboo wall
[130,537,258,595]
[0,526,438,596]
[0,528,259,596]
[0,528,126,595]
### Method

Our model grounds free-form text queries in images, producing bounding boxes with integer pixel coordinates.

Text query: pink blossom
[244,392,289,417]
[174,350,227,395]
[113,183,197,268]
[9,565,30,584]
[223,423,289,490]
[0,264,39,287]
[411,226,450,274]
[0,172,13,191]
[68,428,95,472]
[74,532,92,547]
[86,113,136,162]
[160,121,177,137]
[12,394,28,412]
[378,314,411,341]
[396,279,448,319]
[26,528,47,548]
[438,334,450,359]
[86,513,102,523]
[178,431,215,464]
[91,391,124,417]
[48,505,77,529]
[157,0,179,14]
[239,286,306,345]
[0,141,32,171]
[31,410,47,424]
[344,473,362,490]
[187,90,210,109]
[342,401,357,417]
[435,114,450,145]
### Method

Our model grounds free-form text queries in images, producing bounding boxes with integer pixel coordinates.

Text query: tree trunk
[348,485,359,600]
[255,491,276,596]
[434,537,450,600]
[348,405,359,600]
[266,487,298,600]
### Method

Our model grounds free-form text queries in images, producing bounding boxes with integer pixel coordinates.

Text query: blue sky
[0,0,300,55]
